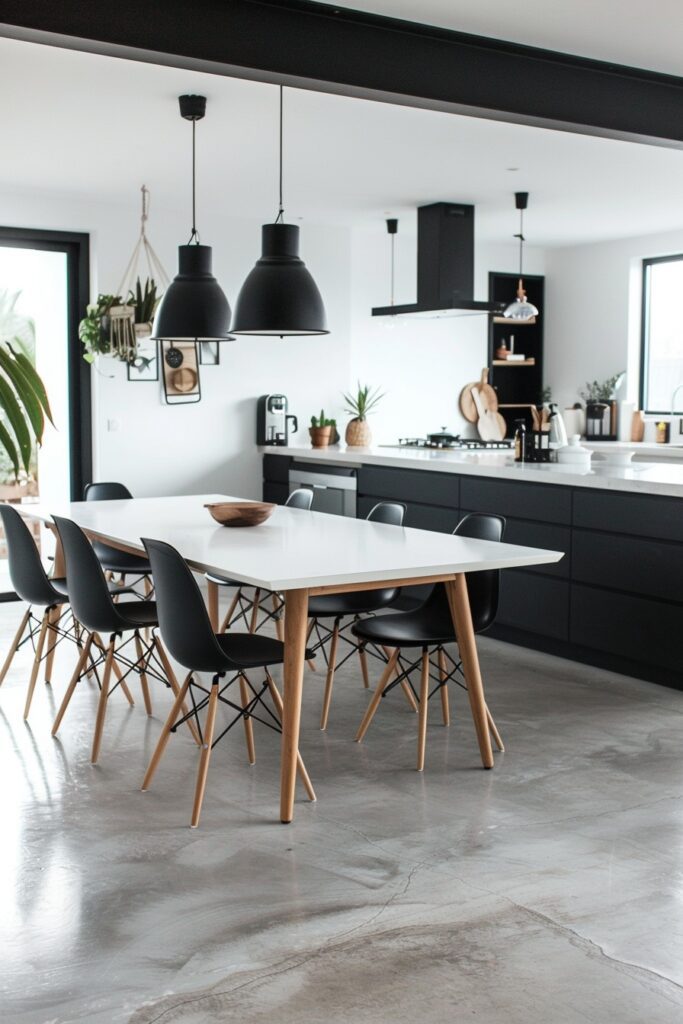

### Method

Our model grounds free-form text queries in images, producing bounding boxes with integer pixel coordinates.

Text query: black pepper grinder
[514,419,527,463]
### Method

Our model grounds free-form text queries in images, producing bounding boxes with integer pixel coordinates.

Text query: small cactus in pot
[343,382,384,447]
[309,410,335,448]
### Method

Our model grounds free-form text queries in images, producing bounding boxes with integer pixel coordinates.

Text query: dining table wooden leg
[280,588,309,823]
[444,575,494,769]
[207,580,219,631]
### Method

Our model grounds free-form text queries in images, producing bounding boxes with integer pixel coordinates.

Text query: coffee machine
[257,394,298,446]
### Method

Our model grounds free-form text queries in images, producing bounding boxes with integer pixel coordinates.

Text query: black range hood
[372,202,505,319]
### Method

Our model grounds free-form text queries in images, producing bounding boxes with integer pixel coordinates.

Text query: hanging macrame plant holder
[109,185,170,360]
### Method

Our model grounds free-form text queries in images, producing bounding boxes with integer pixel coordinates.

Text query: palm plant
[342,382,384,421]
[0,289,54,480]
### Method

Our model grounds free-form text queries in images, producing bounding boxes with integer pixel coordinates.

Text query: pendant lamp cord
[276,85,285,224]
[514,207,525,278]
[189,118,200,244]
[390,233,395,306]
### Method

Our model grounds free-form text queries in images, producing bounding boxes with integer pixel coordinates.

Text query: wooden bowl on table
[204,501,275,527]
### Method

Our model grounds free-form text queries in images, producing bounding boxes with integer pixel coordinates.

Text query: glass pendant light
[153,95,232,342]
[503,191,539,321]
[231,86,328,337]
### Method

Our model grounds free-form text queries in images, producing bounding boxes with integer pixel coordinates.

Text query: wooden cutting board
[471,383,506,441]
[459,367,498,423]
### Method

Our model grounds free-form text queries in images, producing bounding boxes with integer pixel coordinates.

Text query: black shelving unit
[487,272,545,437]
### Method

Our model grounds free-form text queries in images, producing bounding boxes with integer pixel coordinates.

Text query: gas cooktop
[381,433,513,451]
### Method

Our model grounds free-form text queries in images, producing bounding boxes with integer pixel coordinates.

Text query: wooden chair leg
[52,633,93,736]
[43,605,62,684]
[355,649,400,742]
[92,633,135,706]
[417,649,430,772]
[486,704,505,751]
[239,673,256,765]
[319,621,340,730]
[190,681,219,828]
[141,672,193,790]
[143,575,153,597]
[249,588,262,634]
[272,594,284,642]
[438,648,450,726]
[152,637,201,746]
[381,645,417,712]
[305,619,316,672]
[134,632,153,716]
[265,670,316,802]
[23,611,50,720]
[219,588,241,633]
[91,639,115,764]
[358,643,370,689]
[0,608,30,687]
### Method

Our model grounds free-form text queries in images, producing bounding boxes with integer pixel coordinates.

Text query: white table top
[24,494,563,592]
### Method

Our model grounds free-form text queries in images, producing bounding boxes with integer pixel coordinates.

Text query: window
[641,255,683,413]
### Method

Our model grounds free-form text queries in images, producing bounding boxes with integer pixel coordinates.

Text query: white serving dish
[556,435,592,468]
[594,449,635,467]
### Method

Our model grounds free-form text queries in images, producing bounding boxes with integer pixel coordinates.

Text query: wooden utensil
[205,501,275,527]
[459,367,498,423]
[471,385,505,442]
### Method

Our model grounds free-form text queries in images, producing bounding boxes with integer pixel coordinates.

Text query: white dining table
[20,494,563,822]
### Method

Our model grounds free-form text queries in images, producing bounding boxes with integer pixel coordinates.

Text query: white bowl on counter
[556,435,592,469]
[593,449,635,467]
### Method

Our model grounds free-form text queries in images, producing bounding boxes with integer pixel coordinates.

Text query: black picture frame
[126,337,159,382]
[199,341,220,366]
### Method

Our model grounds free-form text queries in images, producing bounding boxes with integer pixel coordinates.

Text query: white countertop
[23,495,562,592]
[261,445,683,498]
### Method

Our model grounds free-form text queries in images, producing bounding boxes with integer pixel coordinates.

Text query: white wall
[0,190,351,498]
[349,220,545,443]
[544,226,683,412]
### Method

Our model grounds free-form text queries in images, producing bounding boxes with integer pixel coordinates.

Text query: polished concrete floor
[1,597,683,1024]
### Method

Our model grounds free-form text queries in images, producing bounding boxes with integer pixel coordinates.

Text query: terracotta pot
[309,425,332,448]
[345,418,372,447]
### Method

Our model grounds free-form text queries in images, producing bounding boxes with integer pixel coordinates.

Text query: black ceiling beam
[2,0,683,146]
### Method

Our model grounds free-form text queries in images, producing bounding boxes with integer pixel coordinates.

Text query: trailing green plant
[342,381,384,421]
[78,277,161,363]
[310,410,335,428]
[78,293,121,363]
[579,372,625,404]
[0,289,54,480]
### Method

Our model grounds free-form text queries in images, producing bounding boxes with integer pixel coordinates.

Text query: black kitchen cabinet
[265,454,683,690]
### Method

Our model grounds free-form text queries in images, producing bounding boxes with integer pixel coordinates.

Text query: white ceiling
[315,1,683,76]
[2,36,683,246]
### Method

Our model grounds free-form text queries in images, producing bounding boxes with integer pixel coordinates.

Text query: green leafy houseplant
[0,289,54,481]
[342,381,384,447]
[78,277,161,363]
[579,372,625,404]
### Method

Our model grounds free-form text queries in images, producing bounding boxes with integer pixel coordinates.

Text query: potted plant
[78,277,161,362]
[131,277,160,339]
[309,411,334,448]
[342,381,384,447]
[579,372,625,441]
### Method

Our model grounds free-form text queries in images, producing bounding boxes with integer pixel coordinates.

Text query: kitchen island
[261,444,683,690]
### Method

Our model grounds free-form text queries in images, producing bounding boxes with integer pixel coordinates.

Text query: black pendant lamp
[503,191,539,321]
[231,86,328,337]
[152,94,232,342]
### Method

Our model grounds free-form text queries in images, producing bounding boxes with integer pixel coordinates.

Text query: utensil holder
[527,431,551,462]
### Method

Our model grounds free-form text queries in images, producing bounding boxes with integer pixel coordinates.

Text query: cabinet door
[573,530,683,603]
[496,570,570,640]
[573,489,683,543]
[357,496,456,534]
[571,584,682,672]
[461,477,571,525]
[358,465,459,509]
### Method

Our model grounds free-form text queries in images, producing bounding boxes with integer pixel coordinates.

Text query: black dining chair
[141,536,316,828]
[0,503,82,719]
[306,500,411,730]
[208,488,314,637]
[84,482,152,595]
[352,512,506,771]
[50,515,198,763]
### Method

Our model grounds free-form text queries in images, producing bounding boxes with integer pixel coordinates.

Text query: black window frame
[640,253,683,416]
[0,226,91,501]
